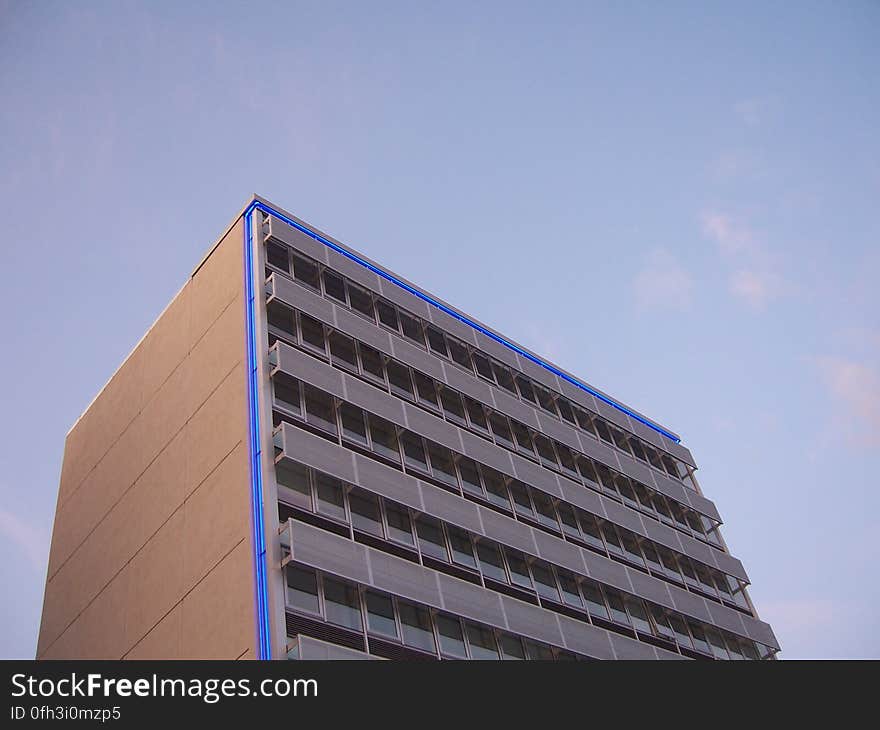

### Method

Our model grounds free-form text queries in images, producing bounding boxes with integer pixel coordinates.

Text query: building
[38,195,780,660]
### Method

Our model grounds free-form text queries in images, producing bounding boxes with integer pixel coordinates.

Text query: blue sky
[1,1,877,659]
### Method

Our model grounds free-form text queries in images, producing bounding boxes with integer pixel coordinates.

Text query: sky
[0,1,877,659]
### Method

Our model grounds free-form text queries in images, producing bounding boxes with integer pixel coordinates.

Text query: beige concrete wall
[38,218,257,659]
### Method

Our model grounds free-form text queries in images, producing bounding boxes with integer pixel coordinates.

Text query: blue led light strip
[250,200,680,444]
[243,203,272,660]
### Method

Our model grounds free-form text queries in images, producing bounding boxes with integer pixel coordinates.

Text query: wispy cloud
[814,355,880,447]
[0,508,48,570]
[729,269,787,310]
[701,211,756,256]
[632,248,694,312]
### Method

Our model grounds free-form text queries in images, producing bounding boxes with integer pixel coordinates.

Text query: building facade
[38,195,780,660]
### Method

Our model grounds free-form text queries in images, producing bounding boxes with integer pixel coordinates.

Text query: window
[339,403,368,447]
[273,373,301,414]
[641,544,664,576]
[556,503,581,538]
[322,269,347,303]
[649,605,675,642]
[688,622,711,655]
[524,640,554,660]
[436,614,467,658]
[365,591,397,638]
[476,541,507,582]
[323,578,362,631]
[557,570,583,608]
[472,352,494,381]
[695,565,719,597]
[387,360,414,400]
[399,311,425,346]
[534,386,556,414]
[267,240,289,271]
[276,462,312,509]
[329,331,358,371]
[464,396,489,432]
[489,413,514,450]
[668,615,693,649]
[465,622,499,659]
[661,454,680,479]
[299,313,326,354]
[594,419,613,444]
[534,435,558,468]
[369,416,400,462]
[532,562,561,602]
[556,445,579,478]
[492,363,516,394]
[581,580,610,620]
[376,299,399,331]
[398,602,435,652]
[604,589,630,626]
[657,548,683,582]
[267,301,295,335]
[286,566,319,614]
[557,399,576,425]
[574,407,595,434]
[531,491,559,530]
[426,442,458,487]
[577,457,601,488]
[626,598,652,634]
[416,516,449,561]
[425,326,449,357]
[413,371,439,409]
[515,376,536,403]
[678,557,701,589]
[601,523,624,557]
[438,386,467,426]
[457,457,483,497]
[629,438,647,461]
[348,285,374,319]
[510,420,535,456]
[578,512,606,552]
[292,254,320,290]
[447,339,472,370]
[303,386,337,436]
[645,445,664,471]
[505,549,533,588]
[616,476,639,510]
[509,481,534,518]
[594,464,616,495]
[358,344,385,383]
[482,469,510,509]
[706,628,730,659]
[652,494,674,524]
[385,503,414,546]
[620,533,646,568]
[401,432,429,473]
[349,489,382,536]
[447,526,477,569]
[499,633,525,660]
[611,426,631,453]
[315,473,346,520]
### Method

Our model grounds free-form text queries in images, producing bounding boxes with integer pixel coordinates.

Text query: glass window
[436,614,467,658]
[365,591,397,638]
[447,526,477,569]
[358,343,385,383]
[509,481,534,518]
[464,396,489,431]
[426,442,458,487]
[641,544,664,576]
[557,399,576,425]
[594,464,616,496]
[611,426,631,453]
[505,549,533,588]
[557,570,583,608]
[645,445,664,471]
[292,254,320,289]
[626,598,653,634]
[315,472,346,520]
[695,564,719,597]
[604,588,630,626]
[652,494,674,524]
[438,386,467,425]
[581,580,610,620]
[706,627,730,659]
[458,457,483,497]
[286,566,320,614]
[574,407,595,434]
[577,457,601,489]
[556,503,581,538]
[425,326,449,357]
[724,633,746,660]
[668,615,693,649]
[349,489,382,536]
[510,420,535,456]
[657,548,683,582]
[661,454,680,478]
[678,556,701,589]
[499,633,525,660]
[649,605,675,642]
[594,419,613,444]
[688,622,712,655]
[524,640,554,660]
[629,438,647,461]
[322,269,347,303]
[482,469,510,509]
[601,523,624,557]
[348,285,374,319]
[276,462,311,509]
[476,541,507,582]
[556,445,579,477]
[267,240,289,271]
[329,331,358,371]
[489,412,515,450]
[369,416,400,462]
[621,533,646,567]
[323,578,362,631]
[532,562,561,602]
[471,352,494,381]
[416,516,449,561]
[273,373,301,414]
[339,402,368,446]
[492,363,517,394]
[303,386,337,436]
[387,360,414,400]
[447,339,472,370]
[413,371,439,408]
[400,432,429,473]
[299,313,326,354]
[376,299,399,331]
[534,435,558,468]
[616,476,640,510]
[399,311,425,346]
[398,602,435,652]
[534,386,556,414]
[465,622,499,659]
[385,503,414,546]
[515,375,536,403]
[578,511,606,552]
[267,301,295,334]
[531,491,559,530]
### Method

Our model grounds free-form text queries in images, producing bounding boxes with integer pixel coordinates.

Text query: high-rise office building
[38,195,779,660]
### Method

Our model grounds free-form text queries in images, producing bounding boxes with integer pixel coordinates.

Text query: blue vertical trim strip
[250,200,680,444]
[244,203,272,660]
